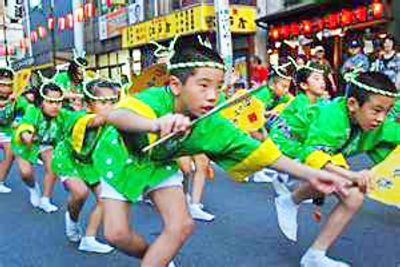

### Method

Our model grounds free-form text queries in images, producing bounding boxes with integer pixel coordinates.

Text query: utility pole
[73,0,84,57]
[23,0,33,57]
[215,0,233,87]
[49,0,56,66]
[1,0,9,66]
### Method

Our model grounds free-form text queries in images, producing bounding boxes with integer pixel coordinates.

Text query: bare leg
[141,186,194,267]
[191,154,209,204]
[17,156,35,188]
[0,143,14,182]
[85,184,103,237]
[311,187,364,250]
[40,149,57,198]
[64,178,89,222]
[103,198,148,257]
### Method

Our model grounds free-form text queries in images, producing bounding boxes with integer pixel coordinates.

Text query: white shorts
[0,132,11,143]
[100,171,184,202]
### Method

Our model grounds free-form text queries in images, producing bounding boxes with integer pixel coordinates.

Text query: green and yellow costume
[12,106,83,163]
[0,97,31,139]
[270,97,400,169]
[93,87,283,202]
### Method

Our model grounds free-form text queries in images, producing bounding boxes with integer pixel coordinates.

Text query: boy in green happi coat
[52,78,118,253]
[12,82,83,213]
[272,72,399,267]
[93,36,349,267]
[0,67,32,193]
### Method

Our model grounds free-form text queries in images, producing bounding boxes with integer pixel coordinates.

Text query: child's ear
[169,75,182,96]
[299,81,308,91]
[347,97,360,113]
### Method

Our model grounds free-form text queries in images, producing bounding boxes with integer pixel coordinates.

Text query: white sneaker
[28,183,41,208]
[300,255,350,267]
[186,194,204,209]
[167,261,176,267]
[0,183,11,193]
[189,203,215,222]
[65,212,82,242]
[39,197,58,213]
[252,170,274,183]
[274,194,298,241]
[78,236,114,254]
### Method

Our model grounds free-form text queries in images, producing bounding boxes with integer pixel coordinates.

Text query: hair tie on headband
[287,56,325,74]
[82,77,120,102]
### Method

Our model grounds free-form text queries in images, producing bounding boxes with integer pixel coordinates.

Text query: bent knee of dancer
[343,187,364,212]
[70,187,90,202]
[104,226,131,247]
[165,216,194,241]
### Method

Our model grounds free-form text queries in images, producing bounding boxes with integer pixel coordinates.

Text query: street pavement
[0,161,400,267]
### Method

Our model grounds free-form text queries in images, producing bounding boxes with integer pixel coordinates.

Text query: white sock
[41,196,50,204]
[28,184,38,193]
[304,248,326,259]
[84,236,96,242]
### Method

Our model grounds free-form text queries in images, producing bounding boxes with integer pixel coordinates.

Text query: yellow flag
[220,89,265,132]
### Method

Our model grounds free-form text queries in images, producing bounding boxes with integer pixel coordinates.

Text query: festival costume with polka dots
[52,79,120,185]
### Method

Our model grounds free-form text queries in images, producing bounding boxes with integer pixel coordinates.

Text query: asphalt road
[0,160,399,267]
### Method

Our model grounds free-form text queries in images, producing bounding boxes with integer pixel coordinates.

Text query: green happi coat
[271,97,400,169]
[55,71,83,94]
[12,106,83,164]
[93,86,283,202]
[52,114,110,185]
[0,97,30,137]
[269,93,325,160]
[252,85,293,113]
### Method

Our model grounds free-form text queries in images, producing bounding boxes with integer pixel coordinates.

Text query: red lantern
[8,45,15,55]
[58,17,66,32]
[24,37,30,49]
[76,7,84,22]
[67,13,74,29]
[314,18,324,32]
[84,3,95,18]
[371,2,384,19]
[48,16,55,30]
[326,13,339,29]
[31,30,38,43]
[19,39,25,50]
[38,26,47,39]
[354,6,368,22]
[289,22,300,36]
[302,20,312,35]
[271,27,280,40]
[340,9,353,26]
[280,25,290,39]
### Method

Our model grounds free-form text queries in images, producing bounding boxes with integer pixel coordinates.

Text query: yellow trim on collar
[72,114,97,153]
[115,97,158,144]
[271,95,294,114]
[15,123,35,144]
[227,138,282,182]
[305,150,332,169]
[331,153,349,169]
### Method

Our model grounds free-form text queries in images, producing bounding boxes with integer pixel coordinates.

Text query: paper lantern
[289,22,300,36]
[58,17,66,32]
[302,20,312,35]
[48,16,55,30]
[355,6,368,22]
[371,2,384,19]
[340,9,353,26]
[280,25,290,39]
[76,7,84,22]
[67,13,74,29]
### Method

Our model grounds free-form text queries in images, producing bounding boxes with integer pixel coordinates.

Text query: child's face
[272,77,291,97]
[0,84,13,108]
[348,94,395,132]
[42,90,63,118]
[172,67,224,117]
[303,72,326,96]
[87,87,117,114]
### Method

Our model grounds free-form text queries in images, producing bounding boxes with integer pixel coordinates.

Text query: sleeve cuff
[15,123,35,144]
[72,114,97,153]
[305,150,332,169]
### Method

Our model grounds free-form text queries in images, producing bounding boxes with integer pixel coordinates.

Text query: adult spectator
[341,39,370,75]
[372,34,400,90]
[310,46,337,95]
[249,55,269,88]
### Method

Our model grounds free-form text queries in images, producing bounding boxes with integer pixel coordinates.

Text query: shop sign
[122,5,256,48]
[99,7,128,40]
